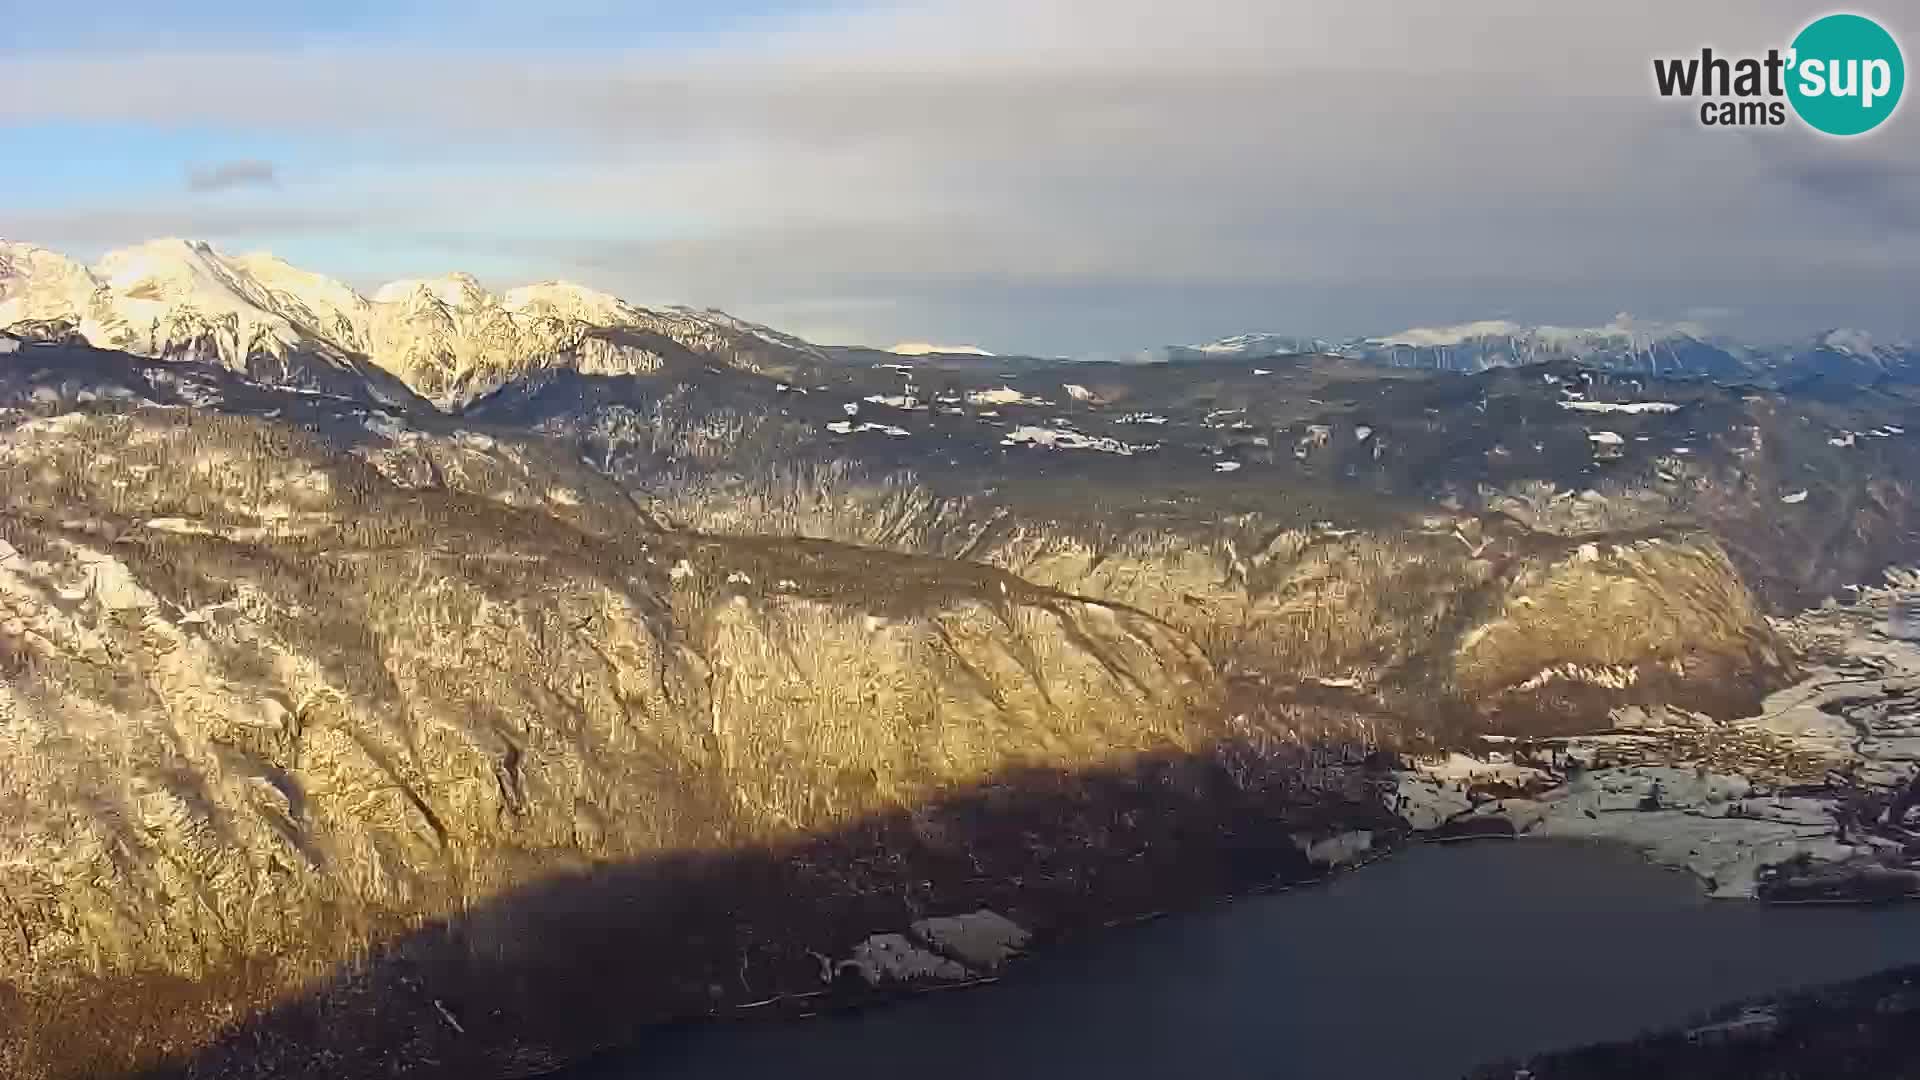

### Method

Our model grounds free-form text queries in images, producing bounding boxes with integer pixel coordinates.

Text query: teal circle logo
[1787,14,1905,135]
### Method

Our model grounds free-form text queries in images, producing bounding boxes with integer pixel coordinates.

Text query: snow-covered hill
[0,238,829,407]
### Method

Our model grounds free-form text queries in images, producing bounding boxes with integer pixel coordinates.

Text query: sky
[2,0,1916,354]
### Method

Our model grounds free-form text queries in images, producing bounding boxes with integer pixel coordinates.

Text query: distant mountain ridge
[1169,315,1920,387]
[5,238,1916,407]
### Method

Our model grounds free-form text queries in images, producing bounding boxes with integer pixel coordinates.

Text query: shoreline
[538,813,1917,1080]
[543,833,1920,1080]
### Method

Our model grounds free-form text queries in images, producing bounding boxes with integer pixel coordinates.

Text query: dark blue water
[568,840,1920,1080]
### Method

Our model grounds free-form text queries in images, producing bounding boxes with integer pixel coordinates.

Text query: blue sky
[0,1,856,51]
[4,0,1917,352]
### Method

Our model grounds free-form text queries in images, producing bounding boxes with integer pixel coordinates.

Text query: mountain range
[1162,316,1920,388]
[0,238,826,408]
[4,237,1920,1079]
[5,240,1916,411]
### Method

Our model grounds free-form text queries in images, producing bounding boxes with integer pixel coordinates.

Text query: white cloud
[3,0,1916,350]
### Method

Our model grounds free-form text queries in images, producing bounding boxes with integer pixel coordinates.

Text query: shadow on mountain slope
[20,741,1392,1080]
[0,339,1861,1080]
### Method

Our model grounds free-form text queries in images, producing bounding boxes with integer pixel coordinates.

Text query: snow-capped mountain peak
[93,237,219,290]
[888,342,995,357]
[3,236,313,362]
[1163,314,1917,385]
[1329,315,1736,375]
[1819,328,1878,356]
[1369,314,1709,351]
[0,238,835,408]
[372,273,490,310]
[91,238,306,340]
[1372,319,1527,348]
[501,280,641,324]
[0,241,104,312]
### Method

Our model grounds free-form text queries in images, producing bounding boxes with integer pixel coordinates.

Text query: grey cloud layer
[4,0,1915,349]
[185,159,279,192]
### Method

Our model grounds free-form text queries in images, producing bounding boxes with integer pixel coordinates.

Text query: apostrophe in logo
[1786,14,1904,135]
[1652,12,1904,136]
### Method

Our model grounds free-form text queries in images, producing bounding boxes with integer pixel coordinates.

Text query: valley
[1,241,1918,1078]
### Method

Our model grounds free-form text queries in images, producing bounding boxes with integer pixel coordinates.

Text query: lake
[563,839,1920,1079]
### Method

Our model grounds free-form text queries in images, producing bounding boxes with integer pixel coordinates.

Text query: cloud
[185,159,279,192]
[1757,142,1920,232]
[0,204,417,261]
[4,0,1917,349]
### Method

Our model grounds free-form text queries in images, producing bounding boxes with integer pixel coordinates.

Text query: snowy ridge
[0,238,832,408]
[1164,314,1918,384]
[1369,314,1707,351]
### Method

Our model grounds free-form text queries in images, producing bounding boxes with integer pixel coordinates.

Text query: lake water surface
[567,840,1920,1079]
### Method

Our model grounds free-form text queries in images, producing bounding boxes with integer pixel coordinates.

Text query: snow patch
[966,386,1049,407]
[360,410,412,441]
[828,421,909,437]
[1821,328,1876,356]
[1560,400,1682,415]
[1001,425,1152,455]
[1518,663,1638,691]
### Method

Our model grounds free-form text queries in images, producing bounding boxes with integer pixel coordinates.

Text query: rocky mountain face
[0,242,420,405]
[0,240,824,409]
[482,340,1920,616]
[2,248,1919,1078]
[0,361,1230,1074]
